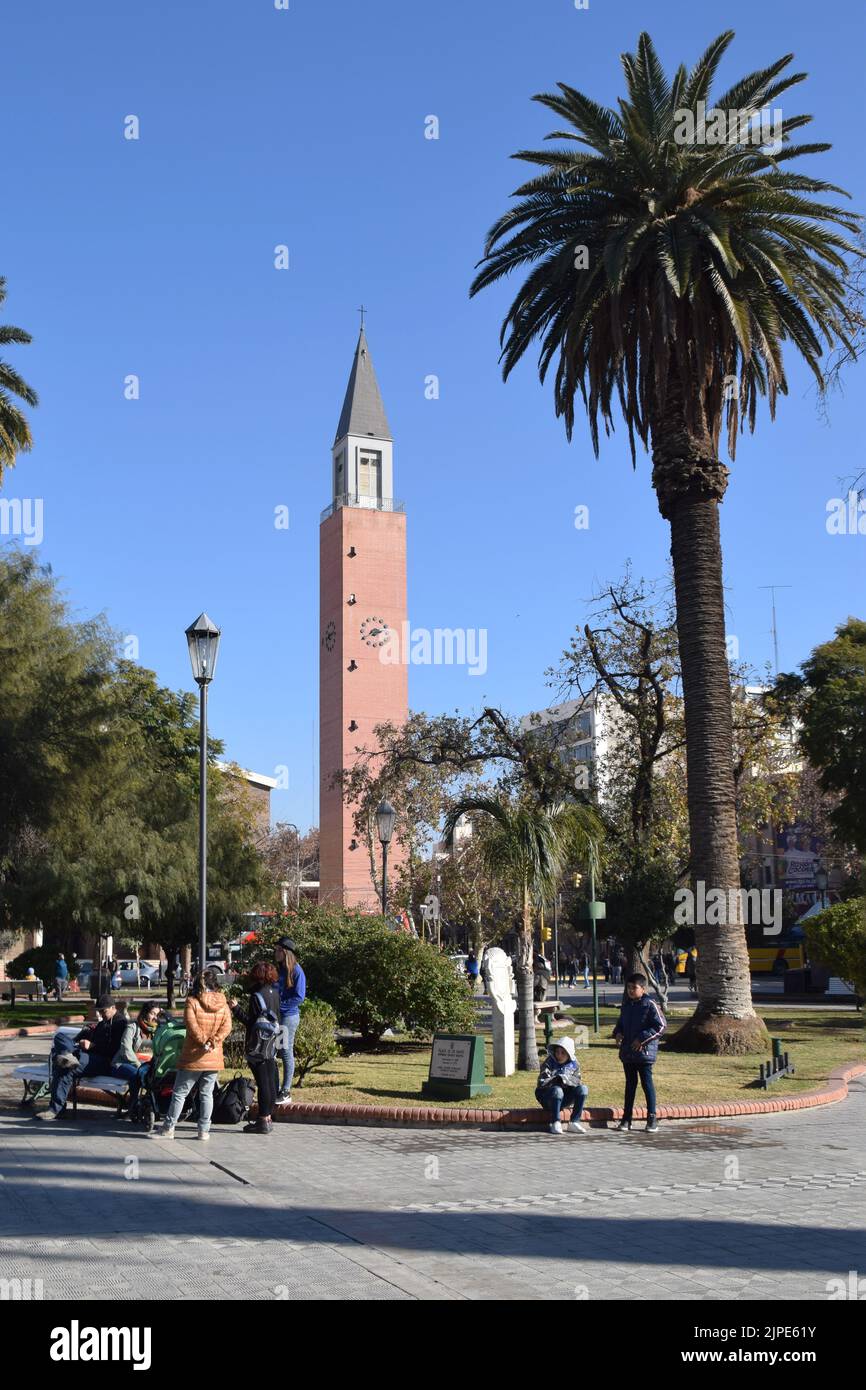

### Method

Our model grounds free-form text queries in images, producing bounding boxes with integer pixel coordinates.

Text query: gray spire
[334,328,392,443]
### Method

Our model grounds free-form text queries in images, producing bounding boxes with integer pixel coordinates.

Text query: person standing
[152,969,232,1142]
[613,973,666,1134]
[53,953,69,1001]
[274,937,306,1103]
[231,962,282,1135]
[686,948,698,995]
[580,952,590,989]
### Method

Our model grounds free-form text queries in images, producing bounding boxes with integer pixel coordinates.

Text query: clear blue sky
[3,0,863,832]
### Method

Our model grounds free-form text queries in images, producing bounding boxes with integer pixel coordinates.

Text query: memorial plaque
[422,1032,492,1100]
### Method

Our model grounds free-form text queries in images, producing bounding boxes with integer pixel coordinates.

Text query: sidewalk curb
[69,1059,866,1128]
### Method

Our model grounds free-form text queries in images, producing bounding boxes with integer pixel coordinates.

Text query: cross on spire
[357,304,367,330]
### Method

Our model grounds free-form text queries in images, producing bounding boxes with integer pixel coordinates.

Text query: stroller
[130,1018,200,1131]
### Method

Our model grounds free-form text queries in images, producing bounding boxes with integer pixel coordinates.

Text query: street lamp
[814,864,829,910]
[376,799,396,917]
[284,821,301,908]
[185,612,221,976]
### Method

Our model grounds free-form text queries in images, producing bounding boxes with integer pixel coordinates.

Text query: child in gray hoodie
[535,1036,589,1134]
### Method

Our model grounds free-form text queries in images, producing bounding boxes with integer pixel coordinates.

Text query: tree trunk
[164,945,177,1012]
[653,402,768,1055]
[516,886,538,1071]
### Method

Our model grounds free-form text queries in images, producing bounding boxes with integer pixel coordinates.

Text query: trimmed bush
[806,898,866,995]
[241,904,475,1045]
[294,999,338,1085]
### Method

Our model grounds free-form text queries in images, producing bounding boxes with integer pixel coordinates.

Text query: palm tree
[470,31,861,1053]
[443,796,599,1070]
[0,277,38,480]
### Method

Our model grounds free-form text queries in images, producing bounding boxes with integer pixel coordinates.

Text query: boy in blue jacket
[535,1036,589,1135]
[613,973,666,1133]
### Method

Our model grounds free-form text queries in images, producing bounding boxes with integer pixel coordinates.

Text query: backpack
[245,991,281,1063]
[211,1075,254,1125]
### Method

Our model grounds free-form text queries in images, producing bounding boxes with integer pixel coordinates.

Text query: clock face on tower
[323,620,336,652]
[360,616,390,649]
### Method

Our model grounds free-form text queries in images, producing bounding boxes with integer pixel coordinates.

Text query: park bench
[1,978,46,1005]
[13,1026,132,1115]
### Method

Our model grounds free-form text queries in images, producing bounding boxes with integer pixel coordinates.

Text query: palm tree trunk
[516,885,538,1071]
[652,387,768,1055]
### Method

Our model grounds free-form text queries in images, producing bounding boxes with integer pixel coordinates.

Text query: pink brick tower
[318,327,408,908]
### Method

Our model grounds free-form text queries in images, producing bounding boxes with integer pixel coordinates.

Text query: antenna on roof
[759,585,792,676]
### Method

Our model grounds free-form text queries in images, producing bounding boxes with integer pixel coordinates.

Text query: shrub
[294,999,338,1085]
[240,904,475,1044]
[6,945,71,983]
[806,898,866,995]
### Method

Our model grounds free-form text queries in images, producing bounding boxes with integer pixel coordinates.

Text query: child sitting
[535,1037,588,1134]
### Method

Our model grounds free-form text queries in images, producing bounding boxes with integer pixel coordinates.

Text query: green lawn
[250,1009,863,1110]
[0,1003,87,1029]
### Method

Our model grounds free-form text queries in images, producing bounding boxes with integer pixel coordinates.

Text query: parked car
[115,959,160,988]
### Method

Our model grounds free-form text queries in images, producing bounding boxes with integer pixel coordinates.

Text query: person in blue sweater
[613,973,666,1133]
[535,1037,589,1135]
[274,936,306,1102]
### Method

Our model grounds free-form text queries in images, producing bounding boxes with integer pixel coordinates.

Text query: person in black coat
[38,995,126,1119]
[230,961,282,1135]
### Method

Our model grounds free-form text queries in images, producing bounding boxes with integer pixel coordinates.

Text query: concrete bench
[13,1026,132,1113]
[1,979,46,1004]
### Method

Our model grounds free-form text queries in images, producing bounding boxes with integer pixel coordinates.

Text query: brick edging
[67,1059,866,1127]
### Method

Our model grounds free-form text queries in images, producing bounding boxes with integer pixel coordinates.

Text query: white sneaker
[567,1120,587,1134]
[151,1123,175,1140]
[549,1121,563,1134]
[196,1129,210,1142]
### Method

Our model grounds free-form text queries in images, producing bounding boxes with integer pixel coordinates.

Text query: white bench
[13,1027,131,1113]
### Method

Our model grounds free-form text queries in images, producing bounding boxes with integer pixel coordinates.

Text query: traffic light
[541,927,552,942]
[573,873,583,889]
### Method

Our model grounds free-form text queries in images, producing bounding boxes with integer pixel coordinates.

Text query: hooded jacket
[537,1036,582,1089]
[614,993,666,1064]
[177,990,233,1072]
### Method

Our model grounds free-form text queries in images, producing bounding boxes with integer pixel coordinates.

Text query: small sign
[422,1032,491,1100]
[430,1036,472,1082]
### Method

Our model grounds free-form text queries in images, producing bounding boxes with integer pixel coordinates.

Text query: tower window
[358,449,382,499]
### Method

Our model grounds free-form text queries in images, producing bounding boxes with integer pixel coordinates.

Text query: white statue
[483,946,515,1077]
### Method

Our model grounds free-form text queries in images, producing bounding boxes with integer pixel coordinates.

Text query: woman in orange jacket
[153,968,233,1142]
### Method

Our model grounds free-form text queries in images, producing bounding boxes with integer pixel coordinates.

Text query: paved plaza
[1,1036,864,1301]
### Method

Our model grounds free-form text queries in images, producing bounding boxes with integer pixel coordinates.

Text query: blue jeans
[279,1012,299,1093]
[535,1082,588,1124]
[165,1070,217,1132]
[111,1060,148,1104]
[50,1034,111,1113]
[622,1062,656,1121]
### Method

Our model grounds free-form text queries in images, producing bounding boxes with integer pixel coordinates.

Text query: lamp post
[284,821,301,908]
[185,613,221,977]
[376,799,396,918]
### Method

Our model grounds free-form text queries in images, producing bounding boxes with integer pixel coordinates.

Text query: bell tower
[318,326,408,908]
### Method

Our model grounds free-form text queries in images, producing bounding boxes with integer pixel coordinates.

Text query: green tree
[471,31,862,1052]
[0,279,38,478]
[443,796,600,1070]
[771,619,866,853]
[805,897,866,995]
